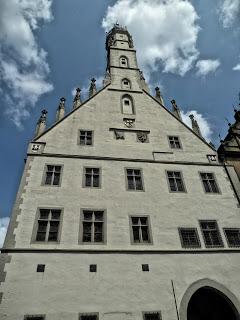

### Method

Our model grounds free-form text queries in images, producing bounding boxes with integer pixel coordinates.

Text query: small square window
[200,172,220,193]
[24,316,45,320]
[168,136,181,149]
[179,228,201,248]
[80,314,98,320]
[90,264,97,272]
[142,264,149,271]
[200,220,223,248]
[126,169,144,191]
[224,228,240,247]
[143,312,161,320]
[79,130,93,146]
[36,264,45,272]
[167,171,185,192]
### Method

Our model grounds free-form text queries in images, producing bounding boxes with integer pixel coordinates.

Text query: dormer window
[120,56,128,68]
[122,95,134,114]
[122,78,131,90]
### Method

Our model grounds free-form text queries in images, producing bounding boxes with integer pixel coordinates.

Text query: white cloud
[0,0,53,128]
[196,59,221,77]
[0,217,9,248]
[181,110,213,141]
[72,76,104,99]
[102,0,200,77]
[219,0,240,28]
[233,63,240,70]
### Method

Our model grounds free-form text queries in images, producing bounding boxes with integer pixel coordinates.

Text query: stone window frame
[78,129,94,146]
[125,167,145,192]
[178,227,201,249]
[165,170,187,193]
[41,163,64,187]
[121,78,132,90]
[129,215,153,245]
[119,55,129,68]
[199,171,221,194]
[199,220,224,248]
[82,166,102,189]
[224,228,240,247]
[79,313,99,320]
[79,208,107,245]
[168,136,182,150]
[142,311,162,320]
[31,207,64,244]
[24,315,46,320]
[121,94,135,115]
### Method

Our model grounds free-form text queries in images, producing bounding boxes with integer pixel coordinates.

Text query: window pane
[169,178,176,191]
[83,211,93,220]
[38,221,48,231]
[53,173,60,185]
[39,209,49,219]
[55,166,61,172]
[49,221,59,232]
[128,176,135,189]
[135,177,143,190]
[45,172,52,185]
[51,210,61,220]
[93,175,99,187]
[36,232,46,241]
[132,217,139,225]
[94,212,103,221]
[48,232,58,241]
[132,226,140,242]
[141,226,149,242]
[176,178,184,191]
[85,174,92,187]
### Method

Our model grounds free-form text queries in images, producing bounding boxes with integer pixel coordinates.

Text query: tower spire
[171,99,182,120]
[35,109,47,136]
[155,87,164,106]
[89,78,97,98]
[56,97,66,121]
[73,88,82,109]
[189,114,202,137]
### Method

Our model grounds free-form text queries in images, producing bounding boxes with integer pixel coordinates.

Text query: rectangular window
[169,136,181,149]
[79,314,98,320]
[81,210,105,243]
[130,216,151,243]
[79,130,93,145]
[224,228,240,247]
[167,171,185,192]
[24,316,45,320]
[35,209,61,242]
[44,165,62,186]
[126,169,144,191]
[179,228,201,248]
[143,312,161,320]
[84,168,100,188]
[200,172,219,193]
[200,220,223,247]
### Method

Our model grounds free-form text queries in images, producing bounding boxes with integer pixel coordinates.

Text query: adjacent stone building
[1,24,240,320]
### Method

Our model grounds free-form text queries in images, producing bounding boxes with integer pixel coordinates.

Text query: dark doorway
[187,286,238,320]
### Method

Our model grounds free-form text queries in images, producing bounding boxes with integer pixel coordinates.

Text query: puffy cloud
[0,0,53,128]
[196,59,221,77]
[102,0,200,77]
[181,110,213,142]
[233,63,240,71]
[219,0,240,28]
[0,217,9,248]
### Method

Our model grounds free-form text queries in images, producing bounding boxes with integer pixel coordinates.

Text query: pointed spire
[73,88,82,109]
[189,114,202,137]
[35,109,48,136]
[89,78,97,98]
[56,97,66,121]
[171,99,182,120]
[155,87,164,106]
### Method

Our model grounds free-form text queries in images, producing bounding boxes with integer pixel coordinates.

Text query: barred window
[44,165,62,186]
[126,169,143,191]
[200,220,223,247]
[224,228,240,247]
[200,173,219,193]
[79,130,93,145]
[84,168,100,188]
[36,209,61,242]
[82,210,105,243]
[167,171,185,192]
[131,216,151,243]
[179,228,201,248]
[143,312,161,320]
[169,136,181,149]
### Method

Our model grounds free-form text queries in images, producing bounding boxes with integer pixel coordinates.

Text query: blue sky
[0,0,240,244]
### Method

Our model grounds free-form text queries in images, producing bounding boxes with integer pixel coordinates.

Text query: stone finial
[35,109,48,136]
[56,97,66,121]
[73,88,82,109]
[89,78,97,98]
[189,114,202,137]
[171,99,182,120]
[155,87,164,106]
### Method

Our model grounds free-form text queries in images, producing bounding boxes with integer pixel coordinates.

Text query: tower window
[224,228,240,247]
[81,210,105,243]
[89,264,97,272]
[200,220,224,248]
[142,264,149,271]
[122,95,134,114]
[43,165,62,186]
[126,168,144,191]
[122,78,131,90]
[79,130,93,146]
[83,167,101,188]
[200,172,220,193]
[167,171,185,192]
[168,136,181,149]
[179,228,201,248]
[35,209,61,242]
[130,216,151,243]
[120,56,128,67]
[36,264,45,272]
[143,312,162,320]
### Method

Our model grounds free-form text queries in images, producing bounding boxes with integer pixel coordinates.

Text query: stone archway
[179,279,240,320]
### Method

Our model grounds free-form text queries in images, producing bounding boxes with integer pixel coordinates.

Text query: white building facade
[1,25,240,320]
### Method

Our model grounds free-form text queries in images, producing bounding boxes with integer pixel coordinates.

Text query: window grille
[82,210,104,243]
[200,173,219,193]
[167,171,185,192]
[179,228,201,248]
[126,169,143,191]
[36,209,61,242]
[84,168,100,188]
[224,228,240,247]
[169,136,181,149]
[79,130,93,145]
[200,220,223,247]
[131,216,150,243]
[44,165,62,186]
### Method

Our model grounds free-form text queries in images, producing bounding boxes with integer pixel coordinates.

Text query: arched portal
[187,286,238,320]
